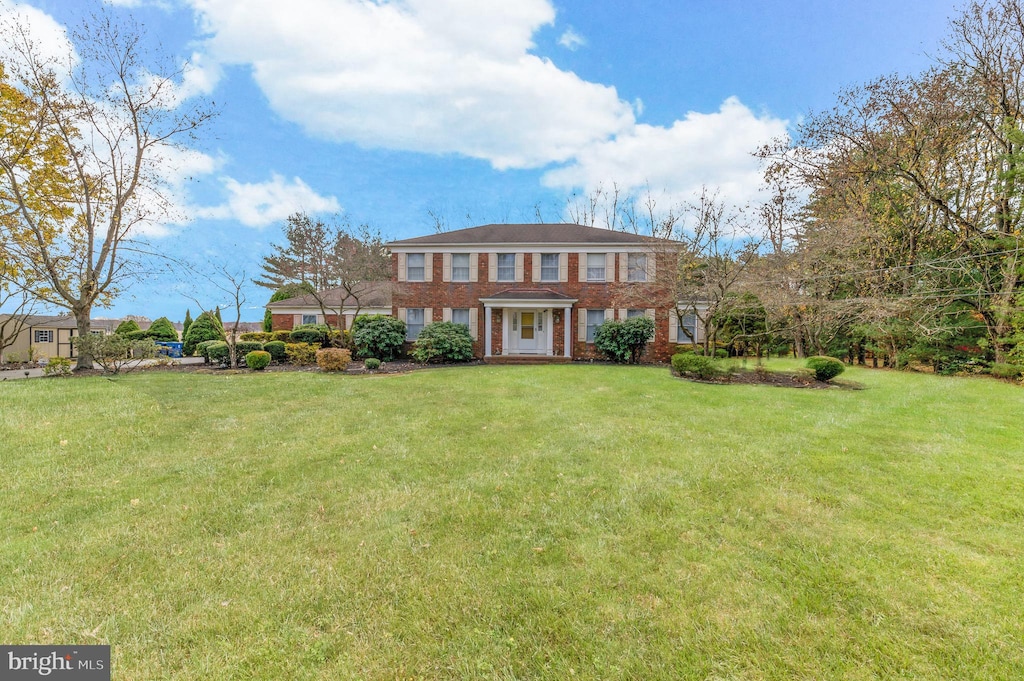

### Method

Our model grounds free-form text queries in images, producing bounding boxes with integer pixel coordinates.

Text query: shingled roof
[387,223,671,246]
[265,282,393,309]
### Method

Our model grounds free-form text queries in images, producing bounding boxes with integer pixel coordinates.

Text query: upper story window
[451,253,470,282]
[587,253,606,282]
[540,253,559,282]
[627,253,648,282]
[497,253,516,282]
[406,253,425,281]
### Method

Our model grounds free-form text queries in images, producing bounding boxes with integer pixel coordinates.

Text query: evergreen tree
[214,307,222,324]
[182,309,193,341]
[115,319,141,336]
[147,316,179,341]
[182,311,225,356]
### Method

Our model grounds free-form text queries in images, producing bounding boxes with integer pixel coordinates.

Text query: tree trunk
[73,306,94,370]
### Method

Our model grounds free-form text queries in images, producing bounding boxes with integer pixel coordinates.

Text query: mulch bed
[677,367,863,390]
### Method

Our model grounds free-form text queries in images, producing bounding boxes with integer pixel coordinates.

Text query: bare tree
[0,10,214,369]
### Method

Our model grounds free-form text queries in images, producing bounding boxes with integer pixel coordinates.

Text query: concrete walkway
[0,356,205,381]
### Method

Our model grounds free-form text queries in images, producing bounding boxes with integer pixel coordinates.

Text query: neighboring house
[265,283,393,331]
[388,223,702,361]
[0,315,117,362]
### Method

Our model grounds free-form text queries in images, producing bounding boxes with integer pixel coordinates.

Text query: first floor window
[451,253,470,281]
[451,308,470,327]
[34,330,53,343]
[626,309,645,319]
[497,253,516,281]
[301,314,318,325]
[679,313,697,342]
[540,253,560,281]
[406,308,425,340]
[627,253,648,282]
[586,309,605,342]
[407,253,425,281]
[587,253,606,282]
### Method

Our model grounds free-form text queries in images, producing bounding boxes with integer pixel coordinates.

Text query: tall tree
[0,11,213,369]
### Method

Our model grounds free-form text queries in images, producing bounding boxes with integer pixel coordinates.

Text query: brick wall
[393,251,678,361]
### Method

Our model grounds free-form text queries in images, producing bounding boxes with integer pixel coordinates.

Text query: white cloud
[197,174,341,228]
[542,97,789,207]
[0,1,76,79]
[558,27,585,51]
[188,0,634,169]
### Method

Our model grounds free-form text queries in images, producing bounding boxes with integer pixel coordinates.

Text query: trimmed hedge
[317,347,352,372]
[195,339,221,363]
[290,324,329,345]
[263,340,286,362]
[806,355,845,381]
[235,341,264,362]
[206,341,230,364]
[285,342,318,365]
[671,352,726,380]
[245,350,271,371]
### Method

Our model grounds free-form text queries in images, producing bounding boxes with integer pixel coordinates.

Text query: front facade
[387,223,702,362]
[266,284,393,331]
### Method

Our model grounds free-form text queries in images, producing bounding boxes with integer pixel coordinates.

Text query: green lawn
[2,363,1023,679]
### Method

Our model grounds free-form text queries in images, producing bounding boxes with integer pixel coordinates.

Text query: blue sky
[5,0,956,321]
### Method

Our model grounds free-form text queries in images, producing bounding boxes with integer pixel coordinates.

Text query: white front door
[518,311,537,352]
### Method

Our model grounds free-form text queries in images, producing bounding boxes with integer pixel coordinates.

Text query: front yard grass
[1,364,1023,679]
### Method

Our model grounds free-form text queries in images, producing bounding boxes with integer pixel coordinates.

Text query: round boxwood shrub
[806,355,845,382]
[353,315,407,361]
[411,321,474,363]
[364,357,381,370]
[245,350,271,371]
[235,341,264,361]
[316,347,352,372]
[183,311,225,356]
[263,340,286,362]
[289,324,329,345]
[195,339,221,363]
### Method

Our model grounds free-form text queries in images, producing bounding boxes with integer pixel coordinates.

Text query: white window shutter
[423,253,433,282]
[443,308,452,322]
[469,308,479,339]
[577,308,587,341]
[424,308,433,324]
[398,308,407,323]
[470,253,479,282]
[293,314,301,327]
[442,253,451,282]
[605,253,615,282]
[578,252,587,282]
[559,253,568,282]
[647,253,656,280]
[397,253,407,282]
[515,253,524,282]
[532,253,541,282]
[605,308,614,324]
[668,312,677,343]
[619,253,628,282]
[646,309,656,339]
[618,308,627,320]
[489,253,498,282]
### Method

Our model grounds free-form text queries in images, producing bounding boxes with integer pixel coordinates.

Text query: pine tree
[214,307,222,324]
[182,309,193,341]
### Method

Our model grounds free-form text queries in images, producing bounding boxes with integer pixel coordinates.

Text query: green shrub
[989,362,1023,379]
[195,339,220,362]
[806,355,845,381]
[272,330,291,343]
[235,341,264,359]
[290,324,329,345]
[364,357,381,370]
[146,316,179,342]
[316,347,352,372]
[183,311,224,356]
[245,350,271,371]
[71,334,157,375]
[114,319,141,336]
[594,316,655,363]
[240,331,274,343]
[263,340,286,362]
[285,342,319,365]
[43,356,72,377]
[411,321,474,363]
[715,348,729,359]
[353,315,406,361]
[206,341,230,364]
[671,352,725,380]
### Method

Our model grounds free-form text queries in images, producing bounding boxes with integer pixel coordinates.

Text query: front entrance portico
[479,290,576,359]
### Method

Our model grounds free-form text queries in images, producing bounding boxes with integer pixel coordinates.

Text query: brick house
[386,223,702,361]
[265,283,393,331]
